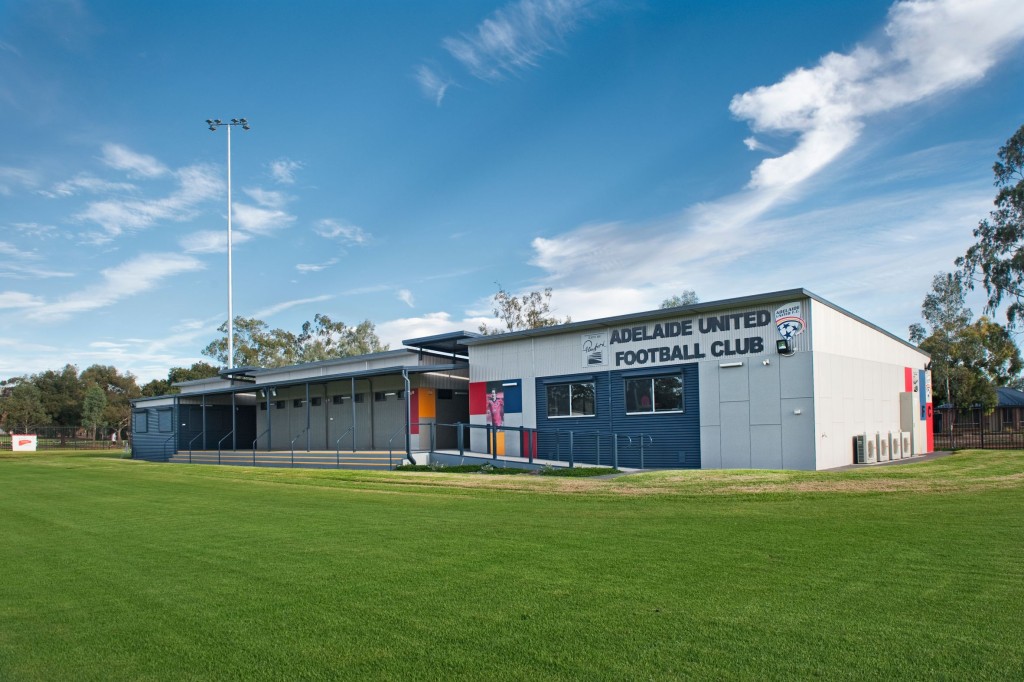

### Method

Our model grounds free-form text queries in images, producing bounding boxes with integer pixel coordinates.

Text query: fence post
[569,430,575,468]
[457,422,464,456]
[596,434,601,467]
[640,433,645,470]
[613,434,618,469]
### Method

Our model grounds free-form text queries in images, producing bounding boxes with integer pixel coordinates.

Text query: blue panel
[919,369,927,420]
[534,364,701,469]
[489,379,522,414]
[131,405,178,461]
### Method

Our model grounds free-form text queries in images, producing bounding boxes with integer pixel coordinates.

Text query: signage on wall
[774,302,805,340]
[584,303,809,368]
[581,332,608,367]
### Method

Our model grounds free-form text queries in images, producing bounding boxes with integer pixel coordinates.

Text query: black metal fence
[1,426,125,451]
[932,407,1024,450]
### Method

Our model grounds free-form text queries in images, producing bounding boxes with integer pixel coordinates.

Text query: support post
[231,392,236,451]
[350,377,357,452]
[201,394,207,451]
[305,382,311,452]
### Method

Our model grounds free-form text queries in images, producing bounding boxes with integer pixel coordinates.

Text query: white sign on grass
[12,434,37,451]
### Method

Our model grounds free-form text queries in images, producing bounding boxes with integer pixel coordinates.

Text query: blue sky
[2,0,1024,382]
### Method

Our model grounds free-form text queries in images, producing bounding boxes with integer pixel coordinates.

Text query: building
[132,289,933,470]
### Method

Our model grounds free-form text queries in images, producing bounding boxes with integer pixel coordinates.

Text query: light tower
[205,118,250,370]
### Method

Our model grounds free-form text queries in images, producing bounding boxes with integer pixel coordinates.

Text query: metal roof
[402,330,481,356]
[997,386,1024,407]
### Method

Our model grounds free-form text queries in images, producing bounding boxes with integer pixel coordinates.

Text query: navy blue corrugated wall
[131,405,178,461]
[535,364,700,468]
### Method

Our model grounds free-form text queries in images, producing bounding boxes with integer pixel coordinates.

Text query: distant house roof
[997,386,1024,407]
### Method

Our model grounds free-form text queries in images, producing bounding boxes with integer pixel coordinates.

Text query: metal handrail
[162,434,177,461]
[289,428,308,467]
[187,431,204,462]
[334,427,355,467]
[252,427,270,465]
[217,430,234,465]
[387,426,413,467]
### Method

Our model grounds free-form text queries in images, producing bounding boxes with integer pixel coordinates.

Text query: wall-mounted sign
[581,331,608,367]
[12,434,37,452]
[774,302,805,340]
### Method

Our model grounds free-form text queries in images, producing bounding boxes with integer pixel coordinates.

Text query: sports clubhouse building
[132,289,933,470]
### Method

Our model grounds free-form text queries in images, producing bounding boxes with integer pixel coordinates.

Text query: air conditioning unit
[878,434,889,462]
[889,432,902,460]
[866,437,876,463]
[854,434,876,464]
[901,431,912,458]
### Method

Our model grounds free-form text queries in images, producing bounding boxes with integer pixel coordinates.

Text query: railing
[387,426,415,467]
[217,430,234,465]
[252,428,270,465]
[162,433,177,461]
[334,428,355,465]
[289,429,309,467]
[187,431,205,463]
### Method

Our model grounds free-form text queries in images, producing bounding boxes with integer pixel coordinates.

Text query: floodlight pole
[205,117,250,370]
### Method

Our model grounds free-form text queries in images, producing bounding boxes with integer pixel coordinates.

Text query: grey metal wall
[131,404,177,461]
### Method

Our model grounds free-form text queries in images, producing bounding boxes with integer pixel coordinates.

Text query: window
[133,411,148,433]
[157,409,173,433]
[332,395,347,405]
[310,397,322,407]
[259,403,267,411]
[275,400,286,410]
[374,392,387,402]
[353,393,365,403]
[625,374,683,414]
[396,390,405,401]
[546,382,595,418]
[438,389,453,400]
[294,398,305,408]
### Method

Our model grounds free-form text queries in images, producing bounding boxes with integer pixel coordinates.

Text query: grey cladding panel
[699,362,720,426]
[781,398,815,470]
[750,424,783,469]
[719,363,749,403]
[700,426,722,469]
[780,352,813,399]
[719,401,750,468]
[749,360,781,425]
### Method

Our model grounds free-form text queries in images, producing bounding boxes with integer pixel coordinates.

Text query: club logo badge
[774,302,805,340]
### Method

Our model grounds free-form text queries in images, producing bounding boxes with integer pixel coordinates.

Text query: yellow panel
[419,388,436,419]
[495,431,505,456]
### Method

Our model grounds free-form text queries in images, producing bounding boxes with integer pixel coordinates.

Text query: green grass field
[1,450,1022,680]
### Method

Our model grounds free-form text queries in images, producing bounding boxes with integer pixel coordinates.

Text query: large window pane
[653,376,683,412]
[571,383,595,416]
[625,378,651,413]
[547,384,570,417]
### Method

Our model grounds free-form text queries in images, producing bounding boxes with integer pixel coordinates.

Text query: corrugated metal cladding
[534,364,700,468]
[131,405,178,461]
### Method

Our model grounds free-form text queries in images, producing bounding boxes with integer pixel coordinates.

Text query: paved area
[831,450,953,472]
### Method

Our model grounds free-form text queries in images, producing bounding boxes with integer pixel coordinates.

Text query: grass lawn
[0,450,1021,680]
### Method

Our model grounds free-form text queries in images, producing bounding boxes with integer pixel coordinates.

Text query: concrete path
[831,450,953,472]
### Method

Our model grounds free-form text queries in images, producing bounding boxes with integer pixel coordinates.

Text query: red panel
[410,389,419,434]
[904,367,913,392]
[926,403,934,452]
[521,431,537,459]
[469,382,487,416]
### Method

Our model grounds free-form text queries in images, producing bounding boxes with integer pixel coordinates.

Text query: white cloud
[533,0,1024,289]
[415,65,452,105]
[441,0,593,81]
[41,174,136,198]
[252,294,333,319]
[232,202,296,235]
[0,291,43,309]
[76,163,222,241]
[398,289,415,307]
[9,222,59,238]
[26,252,204,320]
[100,143,169,178]
[244,187,287,209]
[377,311,492,347]
[295,258,339,274]
[269,158,303,184]
[314,219,369,245]
[730,0,1024,192]
[179,229,253,254]
[0,166,38,195]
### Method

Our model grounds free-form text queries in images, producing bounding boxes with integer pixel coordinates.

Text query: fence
[932,407,1024,450]
[0,426,125,451]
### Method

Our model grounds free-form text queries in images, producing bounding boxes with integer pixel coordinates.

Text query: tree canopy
[910,272,1022,411]
[660,290,700,309]
[202,315,389,368]
[478,285,570,335]
[958,123,1024,325]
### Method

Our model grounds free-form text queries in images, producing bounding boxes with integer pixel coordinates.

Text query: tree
[660,290,700,309]
[958,123,1024,325]
[141,362,222,397]
[0,381,49,433]
[202,315,389,368]
[478,285,570,335]
[79,365,141,439]
[32,364,84,426]
[81,385,108,440]
[909,272,1022,415]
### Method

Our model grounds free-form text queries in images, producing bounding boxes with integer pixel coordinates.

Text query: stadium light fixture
[206,117,251,370]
